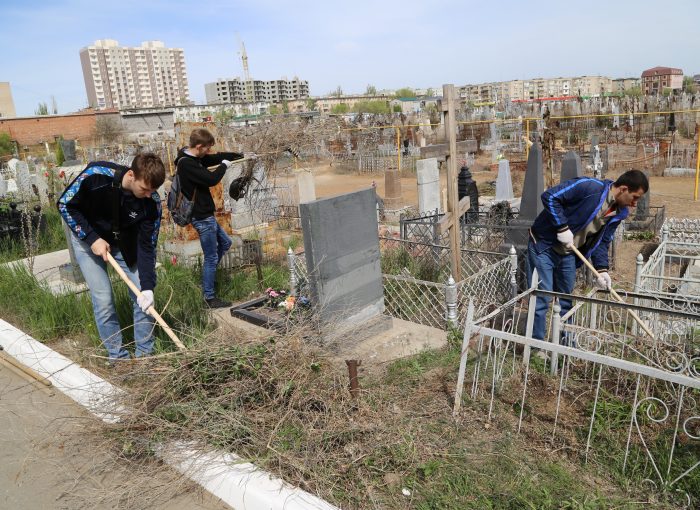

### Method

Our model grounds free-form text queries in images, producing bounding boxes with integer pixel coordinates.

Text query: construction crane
[237,36,254,104]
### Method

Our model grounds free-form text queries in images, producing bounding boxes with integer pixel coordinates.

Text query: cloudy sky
[2,0,698,116]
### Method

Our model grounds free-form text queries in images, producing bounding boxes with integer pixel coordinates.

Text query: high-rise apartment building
[0,82,16,118]
[204,77,309,104]
[80,39,190,110]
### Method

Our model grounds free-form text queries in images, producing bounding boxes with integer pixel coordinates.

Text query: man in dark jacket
[174,128,244,308]
[528,169,648,341]
[57,153,166,362]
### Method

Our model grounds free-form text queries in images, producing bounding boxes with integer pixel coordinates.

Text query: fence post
[631,253,644,336]
[287,247,297,297]
[524,269,539,363]
[445,275,458,328]
[550,301,561,376]
[509,245,518,298]
[659,224,668,292]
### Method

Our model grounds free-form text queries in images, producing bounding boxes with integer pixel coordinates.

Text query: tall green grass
[0,207,67,263]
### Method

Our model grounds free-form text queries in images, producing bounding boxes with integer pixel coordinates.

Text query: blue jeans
[191,216,232,299]
[527,241,576,341]
[71,234,154,360]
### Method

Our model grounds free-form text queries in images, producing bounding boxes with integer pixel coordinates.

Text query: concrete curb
[0,319,339,510]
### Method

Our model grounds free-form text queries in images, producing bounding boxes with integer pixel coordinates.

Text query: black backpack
[167,161,197,226]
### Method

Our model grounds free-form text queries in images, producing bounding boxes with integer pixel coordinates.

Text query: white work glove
[556,228,574,247]
[221,159,233,169]
[595,271,612,290]
[137,290,154,312]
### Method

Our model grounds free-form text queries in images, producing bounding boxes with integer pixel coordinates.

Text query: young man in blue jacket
[174,128,244,308]
[528,169,648,341]
[57,153,166,363]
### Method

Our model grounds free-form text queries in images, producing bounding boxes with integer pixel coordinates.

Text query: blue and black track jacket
[529,177,629,271]
[57,161,162,291]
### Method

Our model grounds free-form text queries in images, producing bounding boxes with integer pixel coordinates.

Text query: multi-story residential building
[80,39,190,110]
[0,82,16,118]
[641,66,683,96]
[460,75,613,102]
[612,78,641,93]
[204,77,309,104]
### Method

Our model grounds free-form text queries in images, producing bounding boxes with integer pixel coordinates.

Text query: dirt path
[0,364,231,510]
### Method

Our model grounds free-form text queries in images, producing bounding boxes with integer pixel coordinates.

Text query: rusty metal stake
[345,360,361,399]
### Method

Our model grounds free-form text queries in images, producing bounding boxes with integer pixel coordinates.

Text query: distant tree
[35,102,49,116]
[353,100,390,114]
[662,87,673,97]
[683,76,697,94]
[51,96,58,115]
[392,104,402,113]
[268,104,281,115]
[365,84,377,96]
[330,103,349,114]
[93,116,124,145]
[624,86,642,98]
[306,98,317,111]
[214,108,235,124]
[426,87,435,97]
[281,100,289,114]
[0,132,14,156]
[331,86,344,97]
[394,87,416,99]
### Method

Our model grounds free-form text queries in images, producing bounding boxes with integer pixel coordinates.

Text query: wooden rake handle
[568,244,656,340]
[105,253,187,350]
[206,155,253,171]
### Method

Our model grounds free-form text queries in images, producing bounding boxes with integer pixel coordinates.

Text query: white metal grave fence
[637,228,700,312]
[454,285,700,506]
[288,245,517,331]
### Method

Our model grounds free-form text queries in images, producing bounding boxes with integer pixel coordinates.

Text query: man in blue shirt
[527,169,649,341]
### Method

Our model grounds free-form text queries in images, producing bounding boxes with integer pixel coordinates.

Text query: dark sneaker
[205,297,232,309]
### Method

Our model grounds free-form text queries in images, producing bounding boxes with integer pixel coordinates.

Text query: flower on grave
[278,295,296,311]
[171,255,177,265]
[269,290,279,298]
[58,170,65,178]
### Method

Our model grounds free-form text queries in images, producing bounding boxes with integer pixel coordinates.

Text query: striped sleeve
[56,165,115,245]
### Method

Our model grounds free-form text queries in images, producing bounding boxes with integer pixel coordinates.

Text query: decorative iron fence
[454,287,700,506]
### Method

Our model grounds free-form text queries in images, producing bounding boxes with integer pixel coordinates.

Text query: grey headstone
[560,151,582,183]
[300,188,384,328]
[297,170,316,204]
[0,174,6,197]
[518,142,544,221]
[31,173,49,204]
[15,161,32,200]
[416,158,440,213]
[60,139,80,165]
[634,171,650,221]
[495,159,514,201]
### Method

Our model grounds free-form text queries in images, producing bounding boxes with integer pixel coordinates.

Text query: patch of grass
[0,262,97,341]
[0,208,67,263]
[381,246,442,282]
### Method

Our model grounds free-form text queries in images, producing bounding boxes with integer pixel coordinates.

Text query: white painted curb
[0,319,339,510]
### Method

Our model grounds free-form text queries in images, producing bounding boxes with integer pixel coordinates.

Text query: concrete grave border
[0,319,338,510]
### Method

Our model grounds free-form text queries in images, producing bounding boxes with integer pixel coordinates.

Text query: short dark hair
[614,169,649,193]
[189,128,215,148]
[131,152,166,188]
